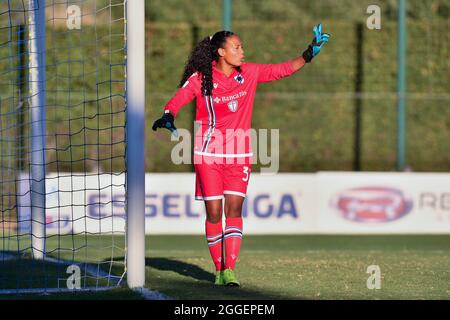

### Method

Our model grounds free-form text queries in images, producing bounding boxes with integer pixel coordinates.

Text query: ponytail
[179,31,237,97]
[179,36,213,96]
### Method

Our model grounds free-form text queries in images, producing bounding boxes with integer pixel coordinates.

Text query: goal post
[28,0,47,261]
[125,0,146,289]
[0,0,146,293]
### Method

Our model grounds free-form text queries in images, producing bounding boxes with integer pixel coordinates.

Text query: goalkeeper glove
[152,110,178,137]
[302,23,331,63]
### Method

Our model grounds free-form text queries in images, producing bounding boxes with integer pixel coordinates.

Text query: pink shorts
[194,156,252,201]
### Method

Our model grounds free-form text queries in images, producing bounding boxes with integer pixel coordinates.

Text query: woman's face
[218,35,245,67]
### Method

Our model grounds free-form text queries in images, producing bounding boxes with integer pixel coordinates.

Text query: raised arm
[256,23,330,83]
[300,23,330,63]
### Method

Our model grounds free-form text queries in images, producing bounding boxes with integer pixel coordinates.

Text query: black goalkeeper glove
[302,23,331,63]
[152,111,178,137]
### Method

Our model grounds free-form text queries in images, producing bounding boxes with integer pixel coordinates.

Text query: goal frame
[25,0,145,290]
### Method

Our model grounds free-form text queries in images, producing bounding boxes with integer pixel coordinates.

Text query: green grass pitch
[1,235,449,300]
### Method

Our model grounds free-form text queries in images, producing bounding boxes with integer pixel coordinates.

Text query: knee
[206,211,222,224]
[225,205,242,218]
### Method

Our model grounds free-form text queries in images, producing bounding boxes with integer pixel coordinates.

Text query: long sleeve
[254,61,296,83]
[164,73,200,117]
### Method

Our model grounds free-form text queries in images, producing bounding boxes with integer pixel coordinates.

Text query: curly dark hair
[179,30,239,96]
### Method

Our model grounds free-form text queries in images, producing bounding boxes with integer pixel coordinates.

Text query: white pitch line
[132,287,172,300]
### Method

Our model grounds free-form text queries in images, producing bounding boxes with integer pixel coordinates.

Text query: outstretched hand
[302,23,331,63]
[152,111,178,137]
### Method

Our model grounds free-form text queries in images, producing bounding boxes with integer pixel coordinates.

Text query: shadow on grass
[145,257,304,300]
[146,257,214,282]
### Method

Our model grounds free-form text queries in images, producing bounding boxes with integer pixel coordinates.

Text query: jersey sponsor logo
[214,97,220,104]
[220,90,247,103]
[227,100,238,112]
[234,74,244,84]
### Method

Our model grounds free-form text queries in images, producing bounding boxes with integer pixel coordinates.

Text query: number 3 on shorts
[242,166,249,182]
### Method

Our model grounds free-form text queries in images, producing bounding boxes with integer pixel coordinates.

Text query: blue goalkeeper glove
[152,111,178,137]
[302,23,331,63]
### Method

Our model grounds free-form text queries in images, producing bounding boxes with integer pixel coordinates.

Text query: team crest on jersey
[227,100,238,112]
[234,74,244,84]
[213,83,218,89]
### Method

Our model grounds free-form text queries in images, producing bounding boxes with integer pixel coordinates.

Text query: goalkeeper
[152,24,330,286]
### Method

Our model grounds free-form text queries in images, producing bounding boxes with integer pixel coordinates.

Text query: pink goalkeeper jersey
[164,61,296,158]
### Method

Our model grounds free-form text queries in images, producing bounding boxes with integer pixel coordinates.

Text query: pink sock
[205,220,224,271]
[224,217,243,270]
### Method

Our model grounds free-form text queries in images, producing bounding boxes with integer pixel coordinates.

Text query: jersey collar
[212,60,239,79]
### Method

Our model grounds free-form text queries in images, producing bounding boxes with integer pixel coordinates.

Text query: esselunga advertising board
[18,172,450,234]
